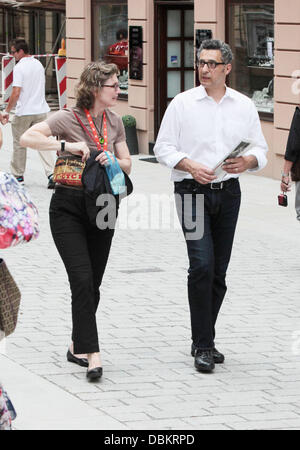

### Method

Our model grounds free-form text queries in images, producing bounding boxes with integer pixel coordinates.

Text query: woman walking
[280,106,300,221]
[20,61,131,380]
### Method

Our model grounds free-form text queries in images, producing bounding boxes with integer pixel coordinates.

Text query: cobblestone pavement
[0,122,300,430]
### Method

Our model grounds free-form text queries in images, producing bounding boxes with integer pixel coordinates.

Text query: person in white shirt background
[154,39,268,373]
[0,39,54,188]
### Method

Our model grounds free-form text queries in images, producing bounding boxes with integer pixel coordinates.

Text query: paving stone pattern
[1,123,300,430]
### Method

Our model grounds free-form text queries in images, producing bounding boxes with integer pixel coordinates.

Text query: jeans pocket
[225,183,241,198]
[49,192,67,213]
[174,181,195,194]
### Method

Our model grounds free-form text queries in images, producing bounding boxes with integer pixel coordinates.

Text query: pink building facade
[66,0,300,179]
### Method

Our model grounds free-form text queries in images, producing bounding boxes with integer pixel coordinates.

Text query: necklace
[91,114,104,145]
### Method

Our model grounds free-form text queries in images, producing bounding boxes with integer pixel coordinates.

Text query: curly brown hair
[76,61,120,110]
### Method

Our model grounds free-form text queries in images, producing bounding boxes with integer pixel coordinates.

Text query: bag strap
[72,109,108,154]
[72,110,99,149]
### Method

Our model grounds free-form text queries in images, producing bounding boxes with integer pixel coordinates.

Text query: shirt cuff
[156,152,189,169]
[245,148,267,172]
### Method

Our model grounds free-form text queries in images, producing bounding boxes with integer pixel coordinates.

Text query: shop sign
[129,26,143,80]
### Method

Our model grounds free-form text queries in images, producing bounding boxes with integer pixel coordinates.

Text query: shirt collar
[196,85,234,102]
[18,55,34,63]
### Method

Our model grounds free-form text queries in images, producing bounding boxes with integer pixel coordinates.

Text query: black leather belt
[176,178,238,190]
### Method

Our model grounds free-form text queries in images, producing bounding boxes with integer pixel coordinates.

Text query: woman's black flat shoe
[86,367,103,380]
[67,349,89,368]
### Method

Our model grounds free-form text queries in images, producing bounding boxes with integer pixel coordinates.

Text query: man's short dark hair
[10,39,29,54]
[198,39,233,65]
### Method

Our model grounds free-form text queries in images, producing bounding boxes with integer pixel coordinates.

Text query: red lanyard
[83,108,108,152]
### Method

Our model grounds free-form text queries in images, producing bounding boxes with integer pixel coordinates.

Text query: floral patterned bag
[0,172,39,249]
[0,384,12,431]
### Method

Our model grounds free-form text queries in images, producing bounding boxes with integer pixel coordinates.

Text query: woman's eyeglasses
[198,60,225,70]
[102,83,120,91]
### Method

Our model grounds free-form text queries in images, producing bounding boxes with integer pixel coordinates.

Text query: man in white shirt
[154,39,268,373]
[1,39,54,188]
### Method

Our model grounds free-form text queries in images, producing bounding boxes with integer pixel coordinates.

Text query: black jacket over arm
[285,107,300,163]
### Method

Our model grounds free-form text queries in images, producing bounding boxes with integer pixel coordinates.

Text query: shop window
[0,7,64,96]
[227,1,274,119]
[92,0,128,99]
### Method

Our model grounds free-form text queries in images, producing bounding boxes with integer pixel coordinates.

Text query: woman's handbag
[82,150,133,225]
[0,384,12,431]
[72,109,133,195]
[0,172,39,249]
[53,155,85,187]
[0,259,21,337]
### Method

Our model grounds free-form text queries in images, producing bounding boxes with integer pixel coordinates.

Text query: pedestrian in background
[280,106,300,221]
[0,125,15,431]
[154,39,268,373]
[1,39,54,188]
[20,61,131,381]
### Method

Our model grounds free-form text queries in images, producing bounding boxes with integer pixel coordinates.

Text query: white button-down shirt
[154,85,268,182]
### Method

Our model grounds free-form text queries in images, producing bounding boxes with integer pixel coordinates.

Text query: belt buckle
[210,182,223,190]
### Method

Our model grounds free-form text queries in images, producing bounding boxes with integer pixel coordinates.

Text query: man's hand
[175,158,217,184]
[189,161,217,184]
[223,155,258,174]
[0,112,9,125]
[281,176,291,193]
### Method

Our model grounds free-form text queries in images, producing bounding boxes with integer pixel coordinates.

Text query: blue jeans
[175,179,241,350]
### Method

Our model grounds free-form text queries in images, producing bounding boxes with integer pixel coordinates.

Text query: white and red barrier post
[1,55,15,103]
[55,56,67,110]
[1,53,67,109]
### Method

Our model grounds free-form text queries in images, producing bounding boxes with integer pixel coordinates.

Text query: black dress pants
[49,188,115,354]
[175,178,241,350]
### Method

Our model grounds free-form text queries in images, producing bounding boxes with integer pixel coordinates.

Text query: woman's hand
[95,151,113,166]
[67,142,90,162]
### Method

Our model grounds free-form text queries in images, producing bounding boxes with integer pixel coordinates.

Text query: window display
[92,1,128,98]
[227,1,274,117]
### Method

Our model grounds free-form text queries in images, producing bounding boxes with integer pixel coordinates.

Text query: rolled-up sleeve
[154,99,189,169]
[245,104,268,172]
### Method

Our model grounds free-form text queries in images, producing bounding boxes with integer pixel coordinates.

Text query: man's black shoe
[191,343,225,364]
[194,349,215,373]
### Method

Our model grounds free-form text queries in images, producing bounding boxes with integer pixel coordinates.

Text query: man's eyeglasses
[198,60,226,70]
[102,83,120,90]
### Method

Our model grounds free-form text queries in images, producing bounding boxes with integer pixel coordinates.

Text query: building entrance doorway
[155,2,194,136]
